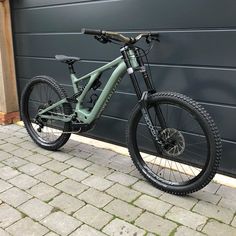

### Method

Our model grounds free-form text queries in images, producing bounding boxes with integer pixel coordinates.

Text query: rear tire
[127,92,222,195]
[21,76,72,150]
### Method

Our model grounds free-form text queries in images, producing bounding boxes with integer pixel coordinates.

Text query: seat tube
[120,46,142,99]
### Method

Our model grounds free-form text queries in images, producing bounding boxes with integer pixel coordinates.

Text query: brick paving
[0,124,236,235]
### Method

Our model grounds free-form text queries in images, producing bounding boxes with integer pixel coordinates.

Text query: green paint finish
[38,51,139,124]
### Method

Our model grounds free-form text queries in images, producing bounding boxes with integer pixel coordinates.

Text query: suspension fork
[133,47,167,130]
[120,46,166,134]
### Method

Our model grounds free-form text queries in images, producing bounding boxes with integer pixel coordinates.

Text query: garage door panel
[12,0,236,32]
[14,31,236,67]
[15,57,236,106]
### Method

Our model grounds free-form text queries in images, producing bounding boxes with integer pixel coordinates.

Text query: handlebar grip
[81,28,103,36]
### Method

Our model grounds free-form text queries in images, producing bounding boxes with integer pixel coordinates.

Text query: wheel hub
[160,128,185,157]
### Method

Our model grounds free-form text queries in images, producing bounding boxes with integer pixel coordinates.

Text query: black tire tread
[127,92,222,195]
[21,75,72,151]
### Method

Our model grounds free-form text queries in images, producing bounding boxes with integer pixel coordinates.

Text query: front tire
[21,76,72,151]
[127,92,221,195]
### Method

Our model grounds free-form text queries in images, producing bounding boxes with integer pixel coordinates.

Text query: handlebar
[81,28,159,44]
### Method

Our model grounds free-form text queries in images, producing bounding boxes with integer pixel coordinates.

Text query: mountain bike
[21,28,222,195]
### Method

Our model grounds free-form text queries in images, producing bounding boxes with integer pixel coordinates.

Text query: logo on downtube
[142,108,158,140]
[97,77,122,117]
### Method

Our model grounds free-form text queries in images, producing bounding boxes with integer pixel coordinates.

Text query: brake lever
[145,34,160,44]
[94,35,111,44]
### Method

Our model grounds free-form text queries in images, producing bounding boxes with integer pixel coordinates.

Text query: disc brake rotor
[160,128,185,157]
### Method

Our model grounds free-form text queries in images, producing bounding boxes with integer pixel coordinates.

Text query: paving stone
[41,211,82,236]
[107,155,135,173]
[134,194,172,216]
[69,150,92,159]
[18,141,37,150]
[193,200,234,224]
[217,185,236,201]
[106,171,138,186]
[25,153,51,165]
[123,168,146,180]
[49,193,85,214]
[87,154,111,166]
[203,219,236,236]
[44,233,59,236]
[0,204,22,228]
[131,180,163,198]
[35,170,66,186]
[174,226,205,236]
[0,140,6,145]
[73,204,113,230]
[218,197,236,211]
[42,160,70,173]
[33,146,53,155]
[190,190,221,204]
[106,183,141,202]
[48,151,73,162]
[0,132,11,139]
[160,192,198,210]
[93,148,117,158]
[61,167,90,182]
[85,164,113,177]
[9,174,39,190]
[6,217,49,236]
[55,179,88,196]
[11,148,34,158]
[19,163,46,176]
[82,175,113,191]
[0,179,12,193]
[231,215,236,227]
[103,218,146,236]
[166,206,207,230]
[104,199,142,222]
[0,229,11,236]
[18,198,53,221]
[76,143,96,154]
[3,156,28,168]
[13,131,28,138]
[0,150,12,161]
[6,124,22,131]
[202,182,221,194]
[5,136,24,145]
[78,188,113,208]
[0,187,32,207]
[71,224,107,236]
[0,143,19,152]
[135,211,177,236]
[65,157,92,169]
[27,183,61,201]
[0,166,20,180]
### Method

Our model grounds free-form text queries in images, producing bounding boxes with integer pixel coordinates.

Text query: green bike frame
[38,49,139,124]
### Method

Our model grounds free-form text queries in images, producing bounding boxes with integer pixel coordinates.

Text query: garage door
[11,0,236,176]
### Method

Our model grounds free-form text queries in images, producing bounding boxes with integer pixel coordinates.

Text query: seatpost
[68,64,75,74]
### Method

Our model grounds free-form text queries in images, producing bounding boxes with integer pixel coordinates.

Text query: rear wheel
[127,92,221,195]
[21,76,72,150]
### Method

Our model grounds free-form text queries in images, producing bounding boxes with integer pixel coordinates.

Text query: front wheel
[127,92,222,195]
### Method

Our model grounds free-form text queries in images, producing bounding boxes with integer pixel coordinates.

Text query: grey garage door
[11,0,236,176]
